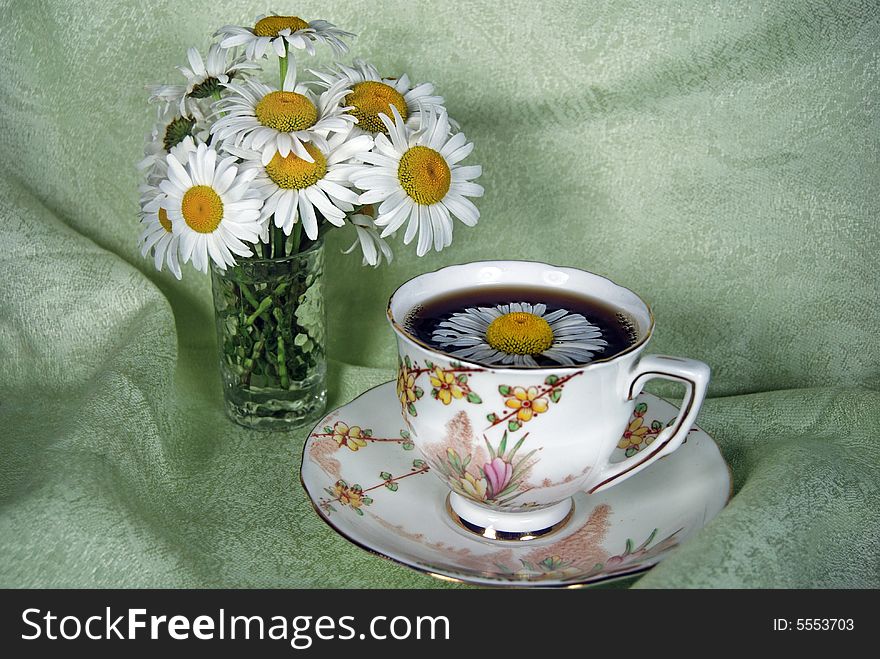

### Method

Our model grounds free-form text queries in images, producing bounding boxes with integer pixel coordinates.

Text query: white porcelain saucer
[301,381,731,587]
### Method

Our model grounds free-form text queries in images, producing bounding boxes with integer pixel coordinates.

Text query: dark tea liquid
[403,285,639,367]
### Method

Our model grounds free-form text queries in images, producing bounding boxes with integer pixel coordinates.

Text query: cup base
[446,494,574,542]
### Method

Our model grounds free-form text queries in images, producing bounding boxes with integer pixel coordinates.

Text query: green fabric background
[1,0,877,588]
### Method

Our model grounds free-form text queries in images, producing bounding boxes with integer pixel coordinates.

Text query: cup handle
[588,355,710,494]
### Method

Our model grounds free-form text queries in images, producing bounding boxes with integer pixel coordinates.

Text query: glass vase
[210,239,326,430]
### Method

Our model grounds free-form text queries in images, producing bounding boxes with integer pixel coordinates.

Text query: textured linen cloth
[0,0,877,588]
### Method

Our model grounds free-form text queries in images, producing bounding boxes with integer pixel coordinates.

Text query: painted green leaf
[456,373,468,384]
[385,482,399,492]
[498,385,511,395]
[550,389,562,403]
[380,471,392,481]
[354,507,364,516]
[407,403,418,417]
[404,355,412,368]
[544,374,559,385]
[323,426,332,433]
[651,420,663,430]
[466,392,482,404]
[635,402,648,414]
[487,413,498,423]
[414,386,424,399]
[402,441,415,450]
[362,496,373,505]
[508,420,521,432]
[400,429,411,439]
[507,434,527,461]
[425,360,434,369]
[625,447,638,457]
[363,429,373,437]
[485,437,496,460]
[497,431,508,457]
[413,459,426,469]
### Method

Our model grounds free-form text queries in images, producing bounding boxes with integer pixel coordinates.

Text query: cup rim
[387,259,655,373]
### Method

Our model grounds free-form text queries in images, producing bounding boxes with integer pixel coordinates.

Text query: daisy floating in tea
[431,302,608,367]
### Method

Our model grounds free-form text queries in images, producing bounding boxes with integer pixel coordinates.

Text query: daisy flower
[228,131,374,239]
[310,59,448,135]
[431,302,609,367]
[211,61,355,165]
[349,106,483,256]
[138,180,182,279]
[160,143,265,273]
[178,44,259,101]
[137,136,200,279]
[137,104,207,179]
[215,14,354,60]
[343,209,394,267]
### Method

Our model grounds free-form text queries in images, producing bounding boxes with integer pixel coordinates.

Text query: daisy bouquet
[137,13,483,427]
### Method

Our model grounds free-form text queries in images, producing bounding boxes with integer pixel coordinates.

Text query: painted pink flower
[483,457,513,499]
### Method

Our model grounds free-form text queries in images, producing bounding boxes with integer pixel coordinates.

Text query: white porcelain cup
[387,261,710,540]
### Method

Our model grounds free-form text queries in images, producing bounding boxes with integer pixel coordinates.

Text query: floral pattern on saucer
[301,381,731,587]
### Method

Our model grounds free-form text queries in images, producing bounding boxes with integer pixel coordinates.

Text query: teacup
[387,261,709,540]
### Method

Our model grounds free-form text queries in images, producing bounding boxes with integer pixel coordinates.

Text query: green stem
[241,339,264,386]
[274,227,286,258]
[277,337,290,389]
[291,222,303,255]
[212,89,225,118]
[245,297,273,326]
[240,283,260,310]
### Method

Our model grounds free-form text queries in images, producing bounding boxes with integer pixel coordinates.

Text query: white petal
[298,193,318,239]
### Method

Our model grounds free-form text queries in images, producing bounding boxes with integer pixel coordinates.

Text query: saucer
[301,381,731,587]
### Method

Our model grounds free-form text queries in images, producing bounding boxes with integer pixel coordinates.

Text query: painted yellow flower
[458,472,488,501]
[397,367,419,406]
[504,386,549,422]
[333,481,364,508]
[618,417,650,450]
[332,421,368,451]
[429,366,465,405]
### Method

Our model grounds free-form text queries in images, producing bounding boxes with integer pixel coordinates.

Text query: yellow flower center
[158,207,172,233]
[181,185,223,233]
[397,146,451,205]
[485,312,554,356]
[345,81,409,134]
[253,15,309,37]
[265,142,327,189]
[255,91,318,132]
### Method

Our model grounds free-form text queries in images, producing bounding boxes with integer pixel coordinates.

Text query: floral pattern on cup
[485,372,582,433]
[428,365,482,406]
[433,431,537,506]
[617,402,680,457]
[396,355,484,417]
